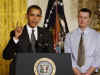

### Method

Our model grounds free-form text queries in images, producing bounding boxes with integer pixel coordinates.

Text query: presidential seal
[34,58,56,75]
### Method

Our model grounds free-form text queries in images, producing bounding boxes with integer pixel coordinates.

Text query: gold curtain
[0,0,27,75]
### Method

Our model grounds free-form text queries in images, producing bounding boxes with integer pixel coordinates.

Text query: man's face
[27,8,42,28]
[78,12,90,28]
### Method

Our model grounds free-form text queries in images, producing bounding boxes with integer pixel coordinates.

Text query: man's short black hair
[27,5,42,15]
[79,8,92,17]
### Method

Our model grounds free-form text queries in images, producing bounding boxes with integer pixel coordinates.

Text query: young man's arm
[64,33,81,75]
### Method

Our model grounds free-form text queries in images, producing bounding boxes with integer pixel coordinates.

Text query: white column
[63,0,79,32]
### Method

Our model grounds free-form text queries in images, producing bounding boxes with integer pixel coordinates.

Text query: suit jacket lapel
[20,25,32,52]
[21,26,30,41]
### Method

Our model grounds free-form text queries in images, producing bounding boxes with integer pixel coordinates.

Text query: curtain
[0,0,27,75]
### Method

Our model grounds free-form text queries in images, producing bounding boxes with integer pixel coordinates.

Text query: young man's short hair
[79,8,92,17]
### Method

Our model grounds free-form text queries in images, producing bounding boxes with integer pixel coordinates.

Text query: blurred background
[0,0,100,75]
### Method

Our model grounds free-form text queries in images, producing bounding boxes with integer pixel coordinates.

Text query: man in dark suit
[3,5,54,75]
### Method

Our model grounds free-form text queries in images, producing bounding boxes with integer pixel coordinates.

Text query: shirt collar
[78,26,90,35]
[26,24,37,32]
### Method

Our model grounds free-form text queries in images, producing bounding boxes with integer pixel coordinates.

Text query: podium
[15,53,73,75]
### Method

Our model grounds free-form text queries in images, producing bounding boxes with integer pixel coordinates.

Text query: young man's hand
[73,67,81,75]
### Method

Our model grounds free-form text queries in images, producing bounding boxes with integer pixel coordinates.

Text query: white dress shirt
[26,24,38,40]
[64,27,100,73]
[13,24,38,44]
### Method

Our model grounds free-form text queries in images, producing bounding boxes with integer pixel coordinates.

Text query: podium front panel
[15,53,73,75]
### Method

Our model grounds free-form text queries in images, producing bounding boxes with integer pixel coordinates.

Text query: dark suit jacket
[3,25,55,75]
[3,25,54,60]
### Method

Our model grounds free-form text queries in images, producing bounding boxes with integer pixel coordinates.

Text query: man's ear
[39,16,42,20]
